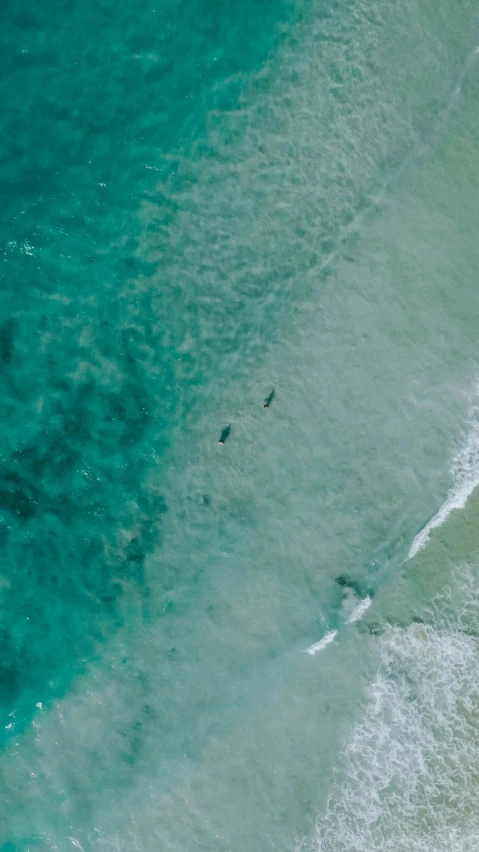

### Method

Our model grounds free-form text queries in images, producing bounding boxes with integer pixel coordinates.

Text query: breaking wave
[301,565,479,852]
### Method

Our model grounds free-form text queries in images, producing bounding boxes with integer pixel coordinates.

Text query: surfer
[218,424,231,445]
[263,389,275,409]
[335,574,367,600]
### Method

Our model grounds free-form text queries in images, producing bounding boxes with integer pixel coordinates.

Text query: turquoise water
[0,0,303,737]
[1,0,479,848]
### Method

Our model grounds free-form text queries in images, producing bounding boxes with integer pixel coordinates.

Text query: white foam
[347,595,372,624]
[408,491,468,558]
[302,566,479,852]
[304,630,338,656]
[408,397,479,559]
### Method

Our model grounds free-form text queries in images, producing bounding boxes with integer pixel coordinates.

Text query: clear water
[1,0,479,849]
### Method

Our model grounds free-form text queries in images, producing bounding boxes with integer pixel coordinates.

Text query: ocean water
[1,0,479,849]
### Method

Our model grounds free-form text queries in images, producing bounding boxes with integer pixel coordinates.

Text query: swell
[408,381,479,558]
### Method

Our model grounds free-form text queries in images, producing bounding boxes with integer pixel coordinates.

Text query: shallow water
[1,0,479,848]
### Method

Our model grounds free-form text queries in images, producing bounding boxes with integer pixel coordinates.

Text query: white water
[408,388,479,558]
[301,566,479,852]
[305,630,338,656]
[347,596,372,624]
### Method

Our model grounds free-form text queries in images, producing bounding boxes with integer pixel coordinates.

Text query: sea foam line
[304,597,372,657]
[347,595,372,624]
[304,630,338,656]
[408,400,479,559]
[408,491,472,559]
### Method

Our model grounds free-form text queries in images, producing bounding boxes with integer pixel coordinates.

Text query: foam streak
[305,630,338,656]
[408,398,479,559]
[347,596,372,624]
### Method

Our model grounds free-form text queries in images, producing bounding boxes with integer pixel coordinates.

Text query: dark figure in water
[335,574,373,601]
[263,389,275,409]
[218,424,231,445]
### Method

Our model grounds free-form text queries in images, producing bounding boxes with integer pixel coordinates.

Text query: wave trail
[408,389,479,558]
[304,630,338,656]
[347,596,372,624]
